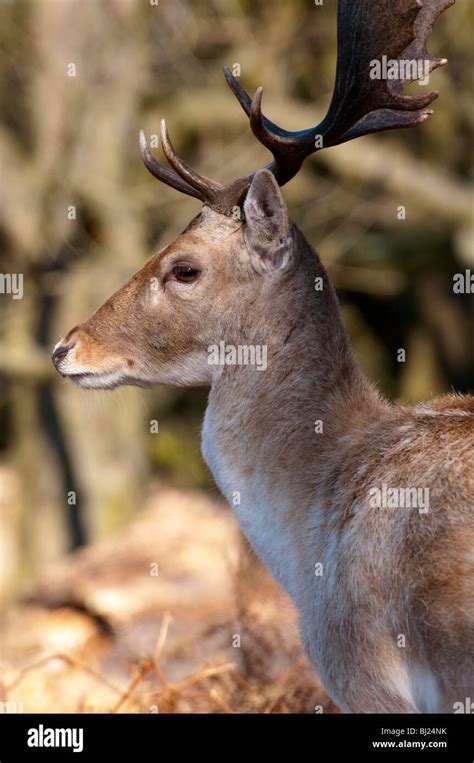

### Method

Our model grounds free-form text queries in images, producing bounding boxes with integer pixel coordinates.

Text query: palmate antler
[140,0,455,214]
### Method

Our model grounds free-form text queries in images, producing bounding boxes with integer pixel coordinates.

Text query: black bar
[0,713,472,761]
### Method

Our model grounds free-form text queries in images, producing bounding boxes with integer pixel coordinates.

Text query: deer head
[52,0,453,389]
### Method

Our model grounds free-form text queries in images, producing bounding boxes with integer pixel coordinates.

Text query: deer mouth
[65,368,126,390]
[65,368,153,390]
[52,339,148,390]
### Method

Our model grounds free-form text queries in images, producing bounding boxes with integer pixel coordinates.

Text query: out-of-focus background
[0,0,472,713]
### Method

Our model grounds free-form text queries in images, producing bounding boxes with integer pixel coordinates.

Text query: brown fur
[53,174,474,712]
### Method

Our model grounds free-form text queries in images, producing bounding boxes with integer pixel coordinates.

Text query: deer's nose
[52,343,74,368]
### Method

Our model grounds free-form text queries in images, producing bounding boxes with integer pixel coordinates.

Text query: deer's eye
[171,264,200,283]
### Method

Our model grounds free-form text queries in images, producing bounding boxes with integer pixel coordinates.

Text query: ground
[0,488,338,714]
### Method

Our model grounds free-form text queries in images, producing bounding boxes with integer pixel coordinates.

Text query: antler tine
[249,87,309,185]
[159,120,223,202]
[224,68,307,178]
[223,72,313,185]
[339,106,434,145]
[389,0,454,95]
[139,130,206,202]
[224,68,305,144]
[223,74,329,186]
[223,66,253,116]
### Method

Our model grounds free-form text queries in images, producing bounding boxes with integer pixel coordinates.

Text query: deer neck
[201,226,386,597]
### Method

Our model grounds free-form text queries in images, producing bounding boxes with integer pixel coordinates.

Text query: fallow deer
[52,0,473,713]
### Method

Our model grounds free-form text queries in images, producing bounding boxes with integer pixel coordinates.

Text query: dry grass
[0,488,338,714]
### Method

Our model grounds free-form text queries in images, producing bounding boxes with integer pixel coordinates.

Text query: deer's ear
[243,170,290,272]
